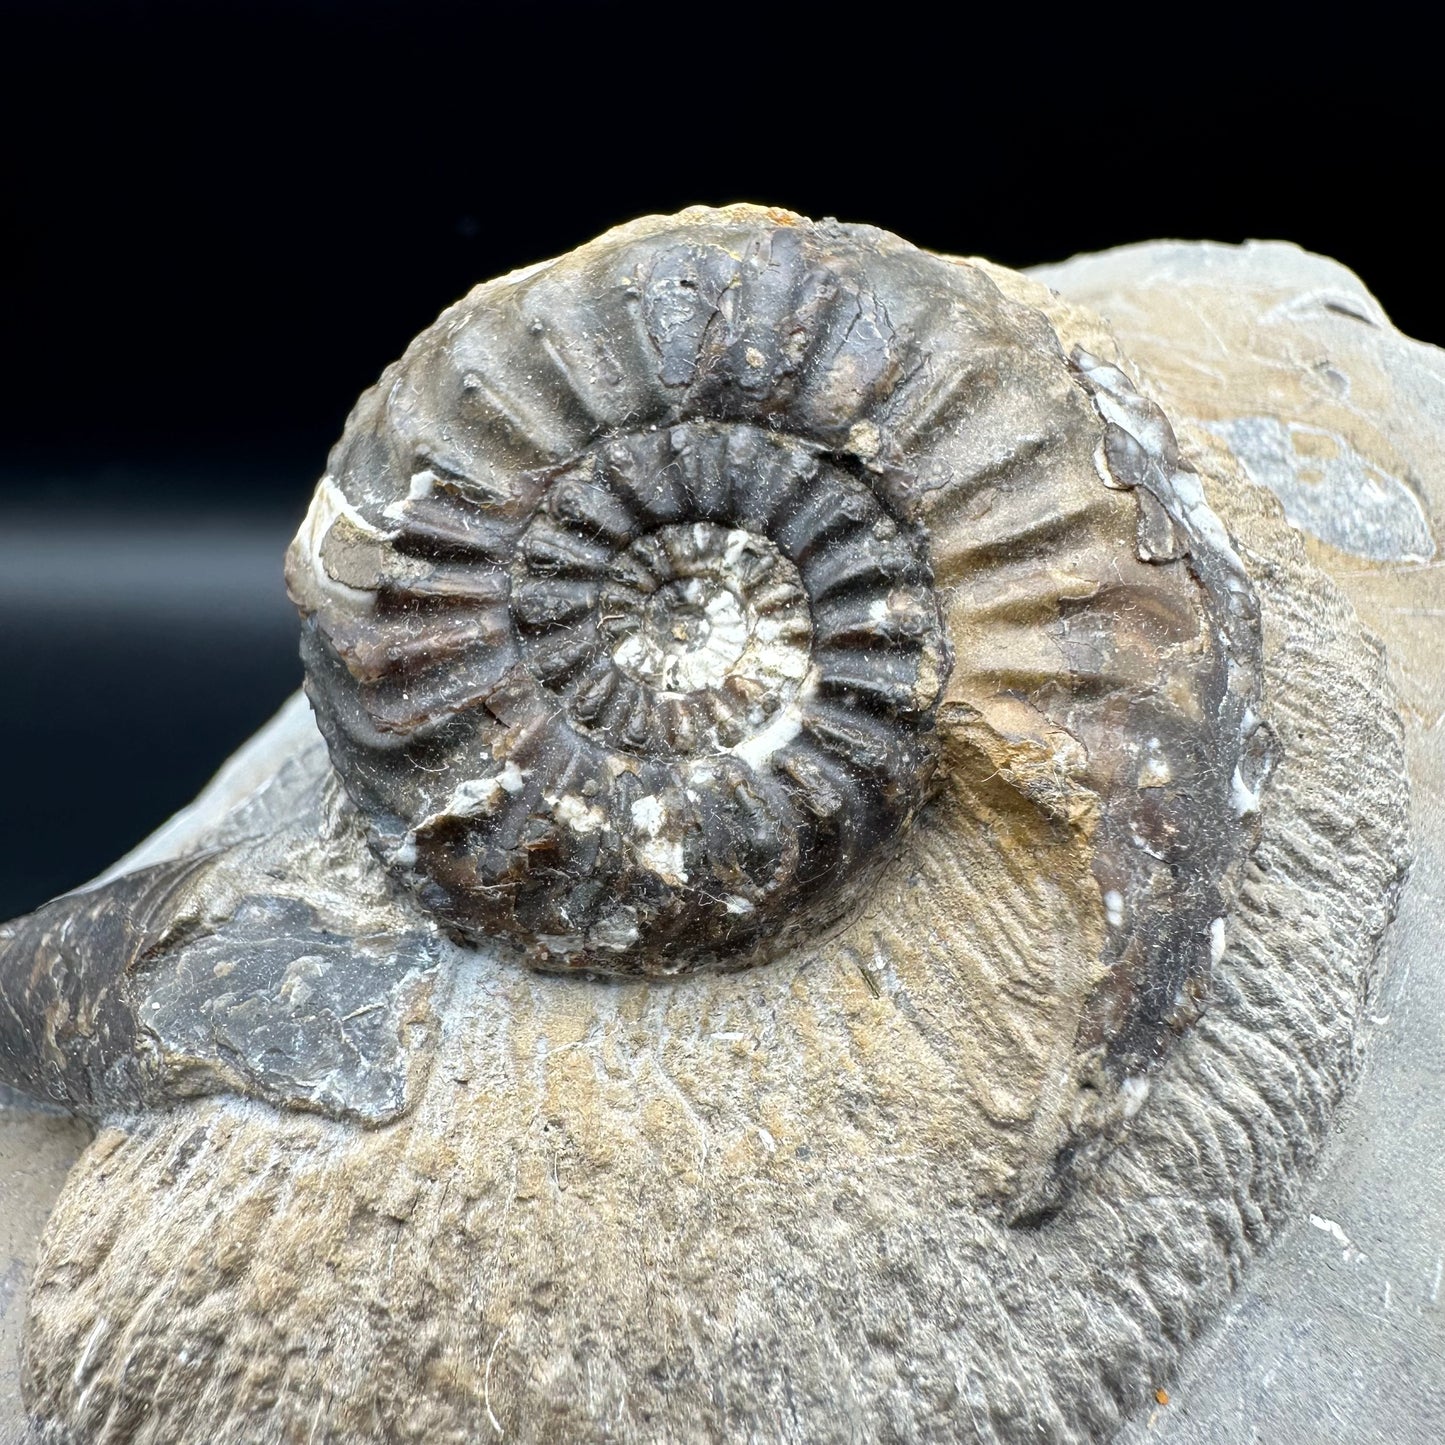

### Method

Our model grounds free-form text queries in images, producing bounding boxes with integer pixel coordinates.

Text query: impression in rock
[0,207,1408,1444]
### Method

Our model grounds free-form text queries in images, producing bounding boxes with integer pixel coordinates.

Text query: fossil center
[602,522,812,700]
[619,573,748,687]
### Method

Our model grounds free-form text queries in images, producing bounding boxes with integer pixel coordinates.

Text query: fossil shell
[286,207,1265,1091]
[2,212,1417,1445]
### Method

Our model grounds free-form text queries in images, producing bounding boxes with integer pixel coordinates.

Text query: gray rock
[1035,238,1445,1444]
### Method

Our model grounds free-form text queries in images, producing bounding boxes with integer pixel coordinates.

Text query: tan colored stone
[1033,240,1444,725]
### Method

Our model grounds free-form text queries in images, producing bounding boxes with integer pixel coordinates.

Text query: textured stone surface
[1031,241,1441,568]
[1035,240,1445,1443]
[0,1096,86,1445]
[0,734,441,1129]
[0,230,1431,1442]
[11,420,1407,1444]
[0,702,321,1444]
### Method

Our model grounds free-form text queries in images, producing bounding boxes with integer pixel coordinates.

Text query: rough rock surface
[0,1096,86,1445]
[1035,241,1445,1443]
[0,235,1431,1442]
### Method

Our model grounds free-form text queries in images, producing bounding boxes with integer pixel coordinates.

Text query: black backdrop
[1,0,1437,916]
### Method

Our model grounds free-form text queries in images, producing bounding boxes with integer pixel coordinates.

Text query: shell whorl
[287,207,1264,1035]
[305,419,948,972]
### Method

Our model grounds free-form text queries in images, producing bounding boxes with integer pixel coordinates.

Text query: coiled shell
[288,206,1264,1081]
[13,216,1425,1445]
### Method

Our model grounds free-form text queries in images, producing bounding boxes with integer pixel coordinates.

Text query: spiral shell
[287,206,1264,1060]
[22,216,1426,1445]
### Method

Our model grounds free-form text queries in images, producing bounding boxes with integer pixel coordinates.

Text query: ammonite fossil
[293,408,951,977]
[284,208,1264,1076]
[0,207,1414,1444]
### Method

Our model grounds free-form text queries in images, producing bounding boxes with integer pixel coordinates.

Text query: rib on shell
[286,207,1264,1088]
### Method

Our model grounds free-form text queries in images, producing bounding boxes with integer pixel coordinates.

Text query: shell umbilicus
[0,207,1410,1445]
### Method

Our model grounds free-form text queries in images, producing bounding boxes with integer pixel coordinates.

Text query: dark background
[1,1,1437,917]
